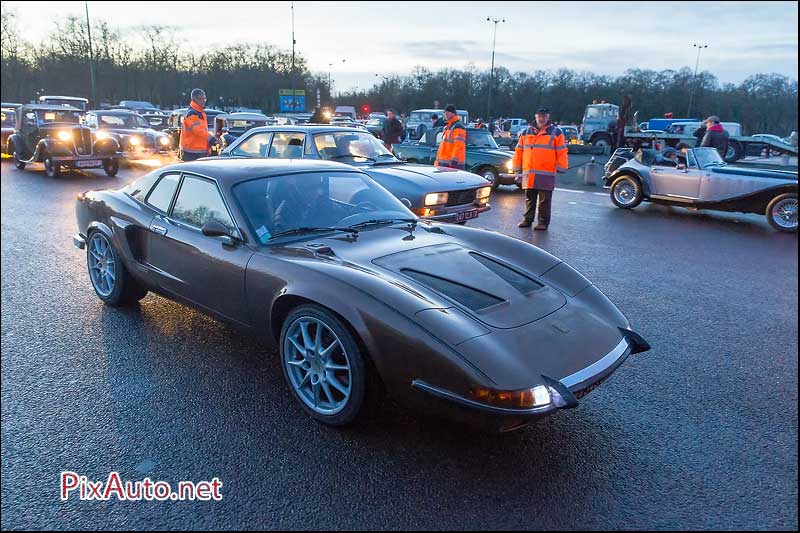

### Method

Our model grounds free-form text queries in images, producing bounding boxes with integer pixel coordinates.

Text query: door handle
[150,223,168,236]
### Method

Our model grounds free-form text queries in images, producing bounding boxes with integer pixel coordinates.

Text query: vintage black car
[73,158,649,431]
[1,102,22,156]
[140,113,170,132]
[7,104,121,177]
[84,109,173,155]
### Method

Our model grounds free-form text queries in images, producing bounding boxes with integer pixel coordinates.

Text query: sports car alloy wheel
[771,197,798,230]
[87,233,116,297]
[283,316,352,415]
[611,176,642,208]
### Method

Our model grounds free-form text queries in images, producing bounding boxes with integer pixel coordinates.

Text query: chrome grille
[446,189,477,207]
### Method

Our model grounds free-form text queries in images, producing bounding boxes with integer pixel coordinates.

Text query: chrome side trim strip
[561,337,629,390]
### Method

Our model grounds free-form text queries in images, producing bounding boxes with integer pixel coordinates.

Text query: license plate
[75,160,101,168]
[455,209,478,222]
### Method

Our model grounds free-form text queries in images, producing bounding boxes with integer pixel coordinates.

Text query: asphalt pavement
[1,160,797,530]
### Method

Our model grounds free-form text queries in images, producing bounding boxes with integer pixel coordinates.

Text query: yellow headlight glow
[506,160,513,171]
[424,192,449,206]
[476,186,491,199]
[95,131,108,140]
[129,136,140,146]
[159,136,170,146]
[57,130,71,141]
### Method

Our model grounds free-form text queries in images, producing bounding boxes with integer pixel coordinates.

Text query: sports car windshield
[98,113,149,129]
[692,147,725,168]
[314,131,396,163]
[233,171,415,243]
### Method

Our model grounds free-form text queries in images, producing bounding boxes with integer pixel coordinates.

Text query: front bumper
[51,153,119,168]
[498,172,517,185]
[412,329,649,432]
[420,203,491,223]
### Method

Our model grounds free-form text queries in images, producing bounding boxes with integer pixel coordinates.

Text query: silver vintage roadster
[604,147,798,232]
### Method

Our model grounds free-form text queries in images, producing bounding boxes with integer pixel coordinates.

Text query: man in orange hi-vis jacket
[513,106,568,230]
[180,88,217,161]
[434,104,466,170]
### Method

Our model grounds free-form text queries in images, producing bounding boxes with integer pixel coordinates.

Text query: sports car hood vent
[374,244,566,328]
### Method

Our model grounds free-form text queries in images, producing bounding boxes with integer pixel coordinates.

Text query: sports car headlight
[476,186,491,199]
[57,130,71,141]
[95,130,109,140]
[424,192,448,206]
[129,136,141,146]
[469,385,551,409]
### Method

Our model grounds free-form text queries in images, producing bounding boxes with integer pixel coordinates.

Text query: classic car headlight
[159,136,170,146]
[476,186,491,199]
[424,192,449,206]
[129,136,141,146]
[95,130,109,140]
[469,385,551,409]
[505,160,513,171]
[57,130,72,141]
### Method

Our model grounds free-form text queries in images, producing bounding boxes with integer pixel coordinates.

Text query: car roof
[89,109,140,115]
[221,112,270,121]
[1,102,23,108]
[23,104,81,111]
[161,158,365,185]
[411,108,467,114]
[235,125,375,135]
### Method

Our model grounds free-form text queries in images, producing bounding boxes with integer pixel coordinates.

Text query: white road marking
[554,188,585,194]
[593,192,608,196]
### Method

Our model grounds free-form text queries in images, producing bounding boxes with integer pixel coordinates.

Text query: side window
[171,176,234,230]
[269,133,305,159]
[232,132,272,157]
[145,173,180,213]
[687,150,698,169]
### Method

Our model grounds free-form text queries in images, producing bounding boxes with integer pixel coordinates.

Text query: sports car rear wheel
[766,193,798,232]
[280,305,367,426]
[86,231,148,306]
[610,175,643,209]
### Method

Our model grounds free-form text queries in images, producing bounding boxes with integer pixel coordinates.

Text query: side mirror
[400,198,412,209]
[202,219,235,244]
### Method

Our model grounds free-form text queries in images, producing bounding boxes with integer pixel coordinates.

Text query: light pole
[85,2,97,107]
[687,43,708,118]
[328,59,346,101]
[486,16,505,120]
[290,1,296,111]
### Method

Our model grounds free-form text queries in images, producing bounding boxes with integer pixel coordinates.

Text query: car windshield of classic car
[35,109,82,124]
[689,147,726,169]
[233,171,414,242]
[1,108,15,127]
[313,131,397,163]
[97,113,149,129]
[466,130,499,148]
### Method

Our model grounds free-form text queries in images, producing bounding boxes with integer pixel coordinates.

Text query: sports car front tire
[610,175,643,209]
[280,305,368,426]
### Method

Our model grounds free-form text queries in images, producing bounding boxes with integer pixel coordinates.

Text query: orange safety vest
[434,116,466,170]
[180,100,210,154]
[512,124,568,190]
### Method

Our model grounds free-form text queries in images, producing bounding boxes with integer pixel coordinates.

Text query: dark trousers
[523,188,553,226]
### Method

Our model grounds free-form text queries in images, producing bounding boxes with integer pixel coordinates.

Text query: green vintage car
[393,127,517,189]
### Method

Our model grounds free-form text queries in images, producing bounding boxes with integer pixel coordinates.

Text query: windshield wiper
[268,226,358,240]
[348,218,417,229]
[327,154,376,163]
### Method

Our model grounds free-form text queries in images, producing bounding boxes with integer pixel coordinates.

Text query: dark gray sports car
[73,158,649,432]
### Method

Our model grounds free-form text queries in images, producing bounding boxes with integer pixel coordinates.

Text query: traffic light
[362,104,370,114]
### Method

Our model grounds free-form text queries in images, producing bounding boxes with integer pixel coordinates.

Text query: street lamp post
[328,59,346,102]
[486,16,505,120]
[85,2,97,107]
[290,1,296,111]
[687,43,708,118]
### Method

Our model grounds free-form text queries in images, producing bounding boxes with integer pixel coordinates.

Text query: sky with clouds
[2,0,797,92]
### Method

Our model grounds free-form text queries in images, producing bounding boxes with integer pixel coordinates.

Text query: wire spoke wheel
[613,178,638,206]
[87,233,116,297]
[771,197,798,229]
[283,316,352,415]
